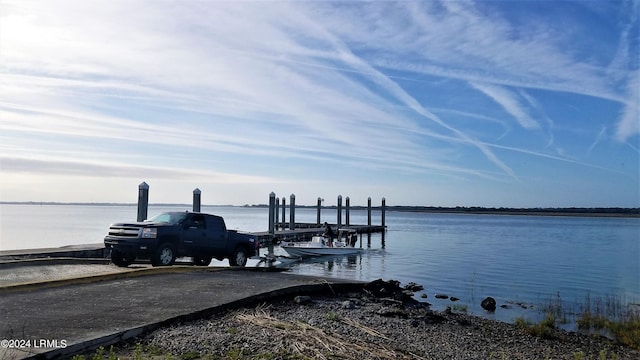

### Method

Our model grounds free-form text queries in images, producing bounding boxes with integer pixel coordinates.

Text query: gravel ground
[111,285,638,360]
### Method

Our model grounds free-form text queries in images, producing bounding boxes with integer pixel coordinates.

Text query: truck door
[182,214,207,252]
[205,215,227,253]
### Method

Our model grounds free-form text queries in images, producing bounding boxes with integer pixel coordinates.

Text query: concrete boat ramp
[0,262,363,359]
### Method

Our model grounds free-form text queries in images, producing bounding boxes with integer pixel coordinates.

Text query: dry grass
[234,310,420,360]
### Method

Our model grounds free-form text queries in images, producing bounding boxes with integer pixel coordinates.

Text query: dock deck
[253,222,386,244]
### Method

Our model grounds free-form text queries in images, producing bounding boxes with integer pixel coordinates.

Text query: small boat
[281,232,363,258]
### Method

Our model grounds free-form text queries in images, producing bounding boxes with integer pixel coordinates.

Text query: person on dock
[323,222,334,246]
[349,232,357,247]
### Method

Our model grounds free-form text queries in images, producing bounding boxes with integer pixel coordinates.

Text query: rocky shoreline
[112,280,638,360]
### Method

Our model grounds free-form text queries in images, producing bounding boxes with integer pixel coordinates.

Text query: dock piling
[382,197,386,228]
[275,197,280,229]
[346,196,350,226]
[381,197,386,248]
[367,197,372,226]
[289,194,296,230]
[268,192,276,257]
[137,182,149,222]
[337,195,343,228]
[268,192,275,236]
[192,188,201,212]
[281,198,286,230]
[316,197,322,225]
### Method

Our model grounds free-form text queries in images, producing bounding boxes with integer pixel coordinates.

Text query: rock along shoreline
[111,279,638,360]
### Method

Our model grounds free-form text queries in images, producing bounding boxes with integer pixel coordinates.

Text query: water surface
[1,204,638,325]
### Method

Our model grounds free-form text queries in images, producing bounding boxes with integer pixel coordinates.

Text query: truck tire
[152,243,176,266]
[111,249,131,267]
[229,246,248,267]
[193,256,212,266]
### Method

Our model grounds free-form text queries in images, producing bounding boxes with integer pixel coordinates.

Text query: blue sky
[0,0,638,207]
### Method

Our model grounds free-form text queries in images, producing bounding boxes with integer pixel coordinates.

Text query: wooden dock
[251,222,386,245]
[132,185,388,246]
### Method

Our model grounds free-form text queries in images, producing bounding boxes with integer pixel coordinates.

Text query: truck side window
[194,215,206,229]
[187,215,206,230]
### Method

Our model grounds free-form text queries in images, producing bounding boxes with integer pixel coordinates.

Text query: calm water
[1,204,639,325]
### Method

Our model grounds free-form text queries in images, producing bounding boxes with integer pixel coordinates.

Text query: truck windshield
[146,212,188,225]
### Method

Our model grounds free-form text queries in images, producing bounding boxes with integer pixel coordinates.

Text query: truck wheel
[229,246,248,267]
[193,256,212,266]
[152,243,176,266]
[111,249,131,267]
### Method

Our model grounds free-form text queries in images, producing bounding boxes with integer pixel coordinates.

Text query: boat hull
[281,245,363,258]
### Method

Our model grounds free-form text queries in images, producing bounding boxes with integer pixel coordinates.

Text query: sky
[0,0,638,208]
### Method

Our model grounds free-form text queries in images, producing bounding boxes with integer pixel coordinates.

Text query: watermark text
[1,339,67,349]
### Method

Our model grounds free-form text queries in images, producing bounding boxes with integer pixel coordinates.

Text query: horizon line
[1,201,638,212]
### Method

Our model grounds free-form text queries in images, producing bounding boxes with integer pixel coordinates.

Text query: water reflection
[299,253,360,272]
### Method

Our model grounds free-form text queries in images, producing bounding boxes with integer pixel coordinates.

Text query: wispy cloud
[0,0,637,205]
[0,156,278,184]
[588,127,608,155]
[0,1,513,179]
[608,0,640,143]
[470,83,541,130]
[615,71,640,142]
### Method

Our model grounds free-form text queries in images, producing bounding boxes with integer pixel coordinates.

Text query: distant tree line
[244,203,639,217]
[3,202,638,217]
[385,206,640,217]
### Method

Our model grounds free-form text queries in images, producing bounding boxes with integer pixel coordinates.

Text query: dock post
[316,197,322,225]
[381,197,386,228]
[381,197,386,248]
[268,192,276,257]
[137,182,149,222]
[192,188,201,212]
[337,195,342,229]
[289,194,296,230]
[281,198,286,230]
[275,197,280,230]
[345,196,350,226]
[367,197,372,226]
[268,193,276,235]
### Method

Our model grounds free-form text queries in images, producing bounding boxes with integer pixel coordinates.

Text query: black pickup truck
[104,211,258,267]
